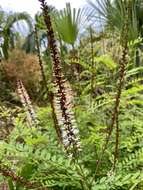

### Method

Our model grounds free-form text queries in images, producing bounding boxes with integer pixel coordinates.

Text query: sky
[0,0,87,17]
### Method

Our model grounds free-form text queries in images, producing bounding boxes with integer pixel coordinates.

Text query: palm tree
[0,8,33,59]
[27,4,87,54]
[53,3,87,48]
[22,5,57,54]
[87,0,143,67]
[87,0,143,40]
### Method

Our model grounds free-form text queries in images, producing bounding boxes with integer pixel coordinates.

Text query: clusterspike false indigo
[16,79,38,127]
[38,0,81,158]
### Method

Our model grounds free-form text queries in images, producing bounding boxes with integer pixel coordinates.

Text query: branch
[0,164,49,190]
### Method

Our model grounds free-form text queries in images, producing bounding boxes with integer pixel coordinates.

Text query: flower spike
[16,79,38,127]
[38,0,81,158]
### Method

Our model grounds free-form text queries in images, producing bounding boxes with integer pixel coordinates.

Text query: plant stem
[75,163,90,190]
[90,26,95,98]
[90,1,130,184]
[0,164,49,190]
[35,24,62,144]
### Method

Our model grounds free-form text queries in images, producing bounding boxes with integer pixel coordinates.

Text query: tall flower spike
[16,79,38,127]
[92,2,130,176]
[39,0,81,158]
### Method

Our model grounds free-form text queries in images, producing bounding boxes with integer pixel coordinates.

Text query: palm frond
[53,3,87,45]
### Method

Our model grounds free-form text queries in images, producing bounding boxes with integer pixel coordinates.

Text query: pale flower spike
[16,79,39,127]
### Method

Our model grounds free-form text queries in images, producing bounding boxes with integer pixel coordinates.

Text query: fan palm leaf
[53,3,87,46]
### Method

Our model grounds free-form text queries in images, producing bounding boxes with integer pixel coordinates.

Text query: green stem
[75,161,90,190]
